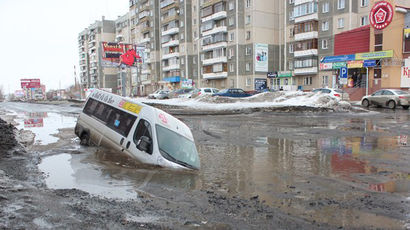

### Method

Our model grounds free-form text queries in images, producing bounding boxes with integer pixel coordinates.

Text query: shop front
[268,71,295,91]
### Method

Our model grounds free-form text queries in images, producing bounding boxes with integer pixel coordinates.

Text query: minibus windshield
[156,125,200,170]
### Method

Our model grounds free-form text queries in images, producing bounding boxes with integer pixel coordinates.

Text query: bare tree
[0,85,4,101]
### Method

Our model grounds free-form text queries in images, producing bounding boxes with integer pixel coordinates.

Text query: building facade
[287,0,371,91]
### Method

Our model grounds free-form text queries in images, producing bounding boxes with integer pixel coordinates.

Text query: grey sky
[0,0,128,94]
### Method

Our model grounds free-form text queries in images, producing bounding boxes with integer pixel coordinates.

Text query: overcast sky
[0,0,128,94]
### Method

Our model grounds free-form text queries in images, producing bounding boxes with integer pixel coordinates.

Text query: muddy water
[3,102,410,228]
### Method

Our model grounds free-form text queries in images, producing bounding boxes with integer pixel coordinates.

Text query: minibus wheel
[80,133,90,146]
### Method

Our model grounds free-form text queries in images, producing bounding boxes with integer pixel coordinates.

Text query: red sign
[369,1,394,30]
[21,79,41,88]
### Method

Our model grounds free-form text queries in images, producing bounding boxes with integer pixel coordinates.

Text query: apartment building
[196,0,285,91]
[78,17,117,92]
[287,0,371,91]
[115,13,133,96]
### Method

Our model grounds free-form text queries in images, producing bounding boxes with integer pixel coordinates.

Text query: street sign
[340,67,348,78]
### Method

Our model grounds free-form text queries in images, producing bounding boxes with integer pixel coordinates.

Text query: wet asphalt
[1,101,410,229]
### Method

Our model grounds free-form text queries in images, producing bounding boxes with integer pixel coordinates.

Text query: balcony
[202,41,227,51]
[203,71,228,80]
[162,40,179,48]
[139,10,150,19]
[161,27,179,36]
[162,52,179,60]
[202,11,227,23]
[160,0,175,8]
[294,0,316,5]
[294,67,318,75]
[162,64,180,71]
[294,13,318,23]
[202,56,227,65]
[140,37,151,43]
[294,31,318,41]
[202,26,227,37]
[294,49,318,57]
[141,69,151,74]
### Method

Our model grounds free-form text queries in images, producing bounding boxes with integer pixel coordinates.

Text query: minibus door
[122,118,154,161]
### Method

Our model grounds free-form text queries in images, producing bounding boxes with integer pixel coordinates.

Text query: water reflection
[17,112,77,145]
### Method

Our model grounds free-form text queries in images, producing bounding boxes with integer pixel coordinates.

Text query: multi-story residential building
[78,17,117,92]
[196,0,285,91]
[287,0,371,91]
[78,29,89,92]
[115,13,132,96]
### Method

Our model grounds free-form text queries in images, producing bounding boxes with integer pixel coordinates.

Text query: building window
[322,39,328,49]
[230,32,235,41]
[229,17,234,26]
[360,16,368,26]
[193,57,196,64]
[246,62,250,72]
[246,31,251,40]
[181,58,184,65]
[289,28,294,38]
[180,21,184,27]
[304,77,313,85]
[361,0,369,7]
[322,2,329,13]
[229,1,234,10]
[193,69,198,77]
[229,63,234,72]
[246,77,252,86]
[289,44,294,53]
[289,0,294,4]
[374,33,383,51]
[337,18,344,28]
[322,21,329,31]
[289,61,293,70]
[322,75,329,86]
[193,19,197,25]
[246,15,251,24]
[337,0,345,9]
[246,46,252,55]
[246,0,251,8]
[229,48,234,58]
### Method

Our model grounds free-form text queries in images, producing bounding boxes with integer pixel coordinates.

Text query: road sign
[340,67,348,78]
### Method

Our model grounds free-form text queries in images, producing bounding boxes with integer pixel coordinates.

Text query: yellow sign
[405,28,410,38]
[355,50,393,60]
[119,100,142,114]
[348,61,364,68]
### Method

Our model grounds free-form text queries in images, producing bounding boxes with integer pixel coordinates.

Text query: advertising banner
[181,79,193,88]
[254,44,268,72]
[254,78,267,90]
[401,58,410,88]
[21,79,41,88]
[347,61,364,68]
[320,63,333,70]
[332,62,346,69]
[355,50,393,60]
[101,42,141,67]
[321,54,355,63]
[369,1,394,30]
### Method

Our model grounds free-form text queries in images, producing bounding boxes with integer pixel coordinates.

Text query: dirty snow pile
[133,91,352,112]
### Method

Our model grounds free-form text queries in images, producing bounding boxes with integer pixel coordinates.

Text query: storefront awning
[163,76,180,83]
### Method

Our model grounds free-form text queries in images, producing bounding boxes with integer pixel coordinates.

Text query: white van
[74,89,200,170]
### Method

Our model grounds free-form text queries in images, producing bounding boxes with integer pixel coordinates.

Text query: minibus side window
[83,98,99,115]
[133,119,153,154]
[107,109,137,137]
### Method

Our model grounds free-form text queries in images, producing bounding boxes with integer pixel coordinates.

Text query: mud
[0,101,409,229]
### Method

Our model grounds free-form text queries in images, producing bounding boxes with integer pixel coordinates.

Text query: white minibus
[74,89,200,170]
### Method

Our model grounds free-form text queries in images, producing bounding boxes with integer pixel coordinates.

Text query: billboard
[21,79,41,88]
[101,42,145,67]
[402,58,410,88]
[254,43,268,72]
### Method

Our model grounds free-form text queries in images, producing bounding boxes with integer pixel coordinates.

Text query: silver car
[312,88,350,101]
[361,89,410,110]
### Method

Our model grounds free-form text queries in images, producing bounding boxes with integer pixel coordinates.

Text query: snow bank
[131,91,352,112]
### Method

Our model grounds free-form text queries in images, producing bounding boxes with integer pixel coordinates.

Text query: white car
[148,90,169,99]
[192,88,219,98]
[312,88,350,101]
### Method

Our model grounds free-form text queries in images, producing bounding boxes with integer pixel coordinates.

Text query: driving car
[361,89,410,110]
[148,90,170,99]
[212,88,252,98]
[312,88,350,101]
[191,88,219,98]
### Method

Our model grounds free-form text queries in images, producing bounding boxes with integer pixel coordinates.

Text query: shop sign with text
[402,58,410,88]
[320,63,333,70]
[355,50,393,60]
[348,61,364,68]
[332,62,346,69]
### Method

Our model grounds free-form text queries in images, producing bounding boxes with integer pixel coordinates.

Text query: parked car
[168,88,196,98]
[148,90,170,99]
[191,88,219,98]
[212,88,252,98]
[361,89,410,110]
[312,88,350,101]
